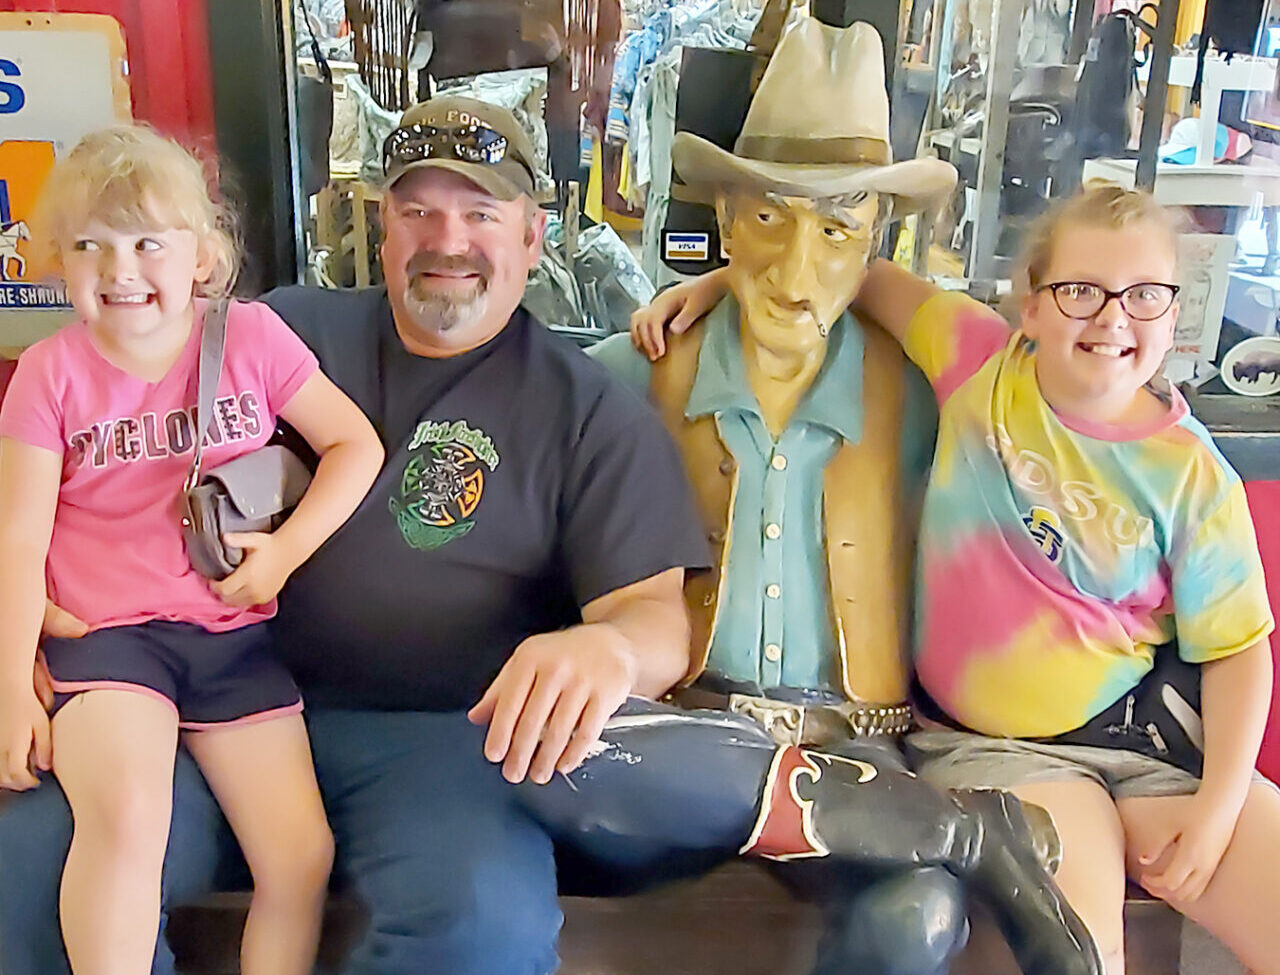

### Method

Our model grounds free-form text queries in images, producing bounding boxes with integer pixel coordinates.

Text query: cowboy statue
[516,18,1103,975]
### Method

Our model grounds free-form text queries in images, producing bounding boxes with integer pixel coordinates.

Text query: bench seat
[167,862,1184,975]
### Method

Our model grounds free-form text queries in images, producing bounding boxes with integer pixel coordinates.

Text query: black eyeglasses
[1038,281,1180,321]
[382,122,512,173]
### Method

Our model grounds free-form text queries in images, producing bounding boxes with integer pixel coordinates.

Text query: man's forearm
[581,594,690,699]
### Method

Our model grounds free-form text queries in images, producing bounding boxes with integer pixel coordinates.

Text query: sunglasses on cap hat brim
[382,122,534,198]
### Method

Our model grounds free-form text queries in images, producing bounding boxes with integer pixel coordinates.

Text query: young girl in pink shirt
[0,125,383,975]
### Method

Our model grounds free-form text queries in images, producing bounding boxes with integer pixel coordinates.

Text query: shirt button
[764,643,782,662]
[719,459,735,475]
[771,454,787,470]
[765,523,782,540]
[766,584,781,599]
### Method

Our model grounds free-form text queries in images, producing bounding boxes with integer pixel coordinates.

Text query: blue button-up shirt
[590,295,935,694]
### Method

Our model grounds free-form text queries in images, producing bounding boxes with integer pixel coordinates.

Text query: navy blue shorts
[44,620,302,730]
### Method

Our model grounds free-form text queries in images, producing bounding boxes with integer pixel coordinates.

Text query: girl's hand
[629,269,730,361]
[209,532,297,608]
[0,686,51,791]
[1134,789,1240,903]
[42,598,88,640]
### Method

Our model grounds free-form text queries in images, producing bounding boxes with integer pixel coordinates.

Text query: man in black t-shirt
[0,96,706,975]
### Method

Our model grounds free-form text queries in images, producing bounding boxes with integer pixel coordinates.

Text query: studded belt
[672,688,913,747]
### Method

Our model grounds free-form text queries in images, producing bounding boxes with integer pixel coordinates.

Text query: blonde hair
[34,124,240,297]
[1020,183,1183,292]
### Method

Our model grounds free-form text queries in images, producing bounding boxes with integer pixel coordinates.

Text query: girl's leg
[1118,782,1280,975]
[1011,780,1129,975]
[52,690,179,975]
[183,715,333,975]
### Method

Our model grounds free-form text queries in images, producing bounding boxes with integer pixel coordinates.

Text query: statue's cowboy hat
[671,19,956,214]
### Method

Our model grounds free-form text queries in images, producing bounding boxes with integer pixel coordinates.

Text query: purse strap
[185,297,230,492]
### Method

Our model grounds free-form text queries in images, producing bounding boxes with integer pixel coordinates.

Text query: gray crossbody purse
[180,298,312,580]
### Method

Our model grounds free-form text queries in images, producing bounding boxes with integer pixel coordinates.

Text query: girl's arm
[849,259,944,345]
[1198,639,1272,816]
[1137,639,1273,901]
[629,268,730,360]
[210,370,383,608]
[0,438,62,790]
[629,259,945,360]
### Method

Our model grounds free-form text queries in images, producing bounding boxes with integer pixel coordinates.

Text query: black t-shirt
[261,286,709,711]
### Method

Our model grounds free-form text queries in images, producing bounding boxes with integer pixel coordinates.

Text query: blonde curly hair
[1019,183,1184,293]
[34,124,240,298]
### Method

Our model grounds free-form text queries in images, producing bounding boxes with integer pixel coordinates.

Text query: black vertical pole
[208,0,300,292]
[1136,0,1181,191]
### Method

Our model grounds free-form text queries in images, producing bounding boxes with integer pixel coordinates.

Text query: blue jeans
[0,708,561,975]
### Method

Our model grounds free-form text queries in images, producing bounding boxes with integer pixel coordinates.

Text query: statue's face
[720,191,880,357]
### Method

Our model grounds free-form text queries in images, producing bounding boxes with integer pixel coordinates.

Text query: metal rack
[911,0,1182,282]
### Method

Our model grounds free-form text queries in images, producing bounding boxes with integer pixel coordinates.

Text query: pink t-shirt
[0,298,319,632]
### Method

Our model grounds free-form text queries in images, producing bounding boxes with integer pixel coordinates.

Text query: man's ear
[525,204,547,261]
[378,197,390,262]
[714,195,733,255]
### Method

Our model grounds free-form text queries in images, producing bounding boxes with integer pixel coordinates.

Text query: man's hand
[1133,789,1240,903]
[468,625,637,785]
[210,532,298,607]
[0,685,51,791]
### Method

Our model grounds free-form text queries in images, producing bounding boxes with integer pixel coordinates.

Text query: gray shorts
[906,729,1274,800]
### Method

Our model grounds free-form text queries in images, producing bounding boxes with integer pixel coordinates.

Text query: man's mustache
[406,251,493,286]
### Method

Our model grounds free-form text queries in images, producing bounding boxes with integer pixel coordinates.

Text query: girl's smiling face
[1020,219,1179,424]
[60,216,213,347]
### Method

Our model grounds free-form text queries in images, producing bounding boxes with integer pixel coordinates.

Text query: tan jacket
[649,315,914,706]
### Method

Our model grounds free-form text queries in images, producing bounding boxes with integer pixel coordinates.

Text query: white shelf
[1139,55,1278,165]
[928,131,983,156]
[1082,156,1280,207]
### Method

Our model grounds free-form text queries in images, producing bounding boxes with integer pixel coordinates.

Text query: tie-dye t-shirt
[905,291,1273,737]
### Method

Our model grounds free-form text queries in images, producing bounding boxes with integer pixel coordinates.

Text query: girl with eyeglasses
[631,183,1280,975]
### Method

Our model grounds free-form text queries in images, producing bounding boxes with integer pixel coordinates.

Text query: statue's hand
[629,267,729,361]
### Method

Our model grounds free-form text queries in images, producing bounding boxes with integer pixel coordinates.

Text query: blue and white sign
[0,17,128,312]
[664,231,711,262]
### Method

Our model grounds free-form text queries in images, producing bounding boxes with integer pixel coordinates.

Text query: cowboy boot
[740,745,1101,975]
[945,789,1097,975]
[1022,799,1064,876]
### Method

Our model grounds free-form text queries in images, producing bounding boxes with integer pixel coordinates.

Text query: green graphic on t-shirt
[390,421,498,552]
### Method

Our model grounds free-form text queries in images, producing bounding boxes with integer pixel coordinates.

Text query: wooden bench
[167,863,1185,975]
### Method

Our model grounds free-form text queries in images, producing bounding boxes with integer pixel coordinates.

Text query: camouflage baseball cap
[382,95,537,201]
